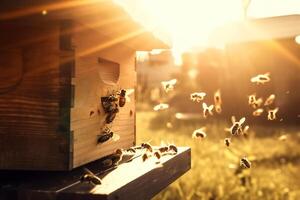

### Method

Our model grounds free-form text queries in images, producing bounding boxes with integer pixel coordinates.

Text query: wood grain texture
[0,21,70,170]
[0,147,191,200]
[71,22,136,168]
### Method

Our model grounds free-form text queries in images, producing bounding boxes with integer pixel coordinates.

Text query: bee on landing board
[190,92,206,102]
[141,142,153,152]
[250,73,271,85]
[80,168,102,185]
[192,127,207,139]
[142,152,151,162]
[226,116,246,135]
[267,107,279,120]
[202,103,214,118]
[161,79,177,93]
[168,144,178,154]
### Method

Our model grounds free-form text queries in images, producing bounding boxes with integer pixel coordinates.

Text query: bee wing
[208,105,214,111]
[231,116,236,124]
[239,117,246,124]
[199,127,207,132]
[202,102,207,109]
[169,79,177,85]
[264,72,270,77]
[125,89,135,102]
[112,134,120,141]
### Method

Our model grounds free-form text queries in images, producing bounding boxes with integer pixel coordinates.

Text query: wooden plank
[0,21,70,170]
[0,147,191,200]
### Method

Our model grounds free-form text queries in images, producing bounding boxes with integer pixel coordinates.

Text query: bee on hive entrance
[267,107,279,120]
[117,88,135,107]
[250,73,271,84]
[202,103,214,118]
[80,168,102,185]
[101,93,119,124]
[97,127,120,144]
[226,116,246,135]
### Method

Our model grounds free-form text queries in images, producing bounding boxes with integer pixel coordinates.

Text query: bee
[224,138,231,147]
[215,104,222,114]
[141,142,153,152]
[248,94,256,105]
[214,90,222,105]
[252,97,263,109]
[264,94,275,106]
[118,88,135,107]
[252,108,264,117]
[97,127,120,144]
[168,144,178,154]
[243,125,250,137]
[153,103,169,111]
[190,92,206,102]
[153,151,161,160]
[250,73,271,84]
[158,146,169,153]
[110,148,123,166]
[192,127,207,139]
[202,103,214,118]
[126,147,136,154]
[80,168,102,185]
[101,93,119,123]
[240,157,251,168]
[142,152,151,162]
[161,79,177,93]
[226,116,246,135]
[267,107,279,120]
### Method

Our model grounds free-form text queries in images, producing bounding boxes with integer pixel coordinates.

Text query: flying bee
[141,142,153,152]
[214,90,222,105]
[224,138,231,147]
[252,108,264,117]
[215,104,222,114]
[192,127,207,139]
[278,134,288,141]
[242,125,250,137]
[248,94,256,105]
[97,127,120,144]
[267,107,279,120]
[153,151,161,160]
[142,152,151,162]
[250,73,271,84]
[190,92,206,102]
[80,168,102,185]
[202,103,214,118]
[264,94,276,106]
[153,103,169,111]
[251,97,263,109]
[168,144,178,154]
[240,157,251,168]
[226,116,246,135]
[161,79,177,93]
[166,122,173,129]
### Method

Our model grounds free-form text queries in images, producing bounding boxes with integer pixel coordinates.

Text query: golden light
[187,68,198,80]
[114,0,244,53]
[42,10,48,15]
[295,35,300,45]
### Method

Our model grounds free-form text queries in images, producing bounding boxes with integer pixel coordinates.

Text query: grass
[136,111,300,200]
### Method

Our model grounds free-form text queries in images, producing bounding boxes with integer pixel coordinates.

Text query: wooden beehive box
[0,0,169,170]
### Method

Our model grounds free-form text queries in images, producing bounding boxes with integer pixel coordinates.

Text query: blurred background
[117,0,300,199]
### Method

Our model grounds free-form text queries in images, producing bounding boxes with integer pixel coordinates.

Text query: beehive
[0,0,169,170]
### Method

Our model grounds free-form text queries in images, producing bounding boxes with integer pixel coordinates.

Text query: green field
[136,111,300,200]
